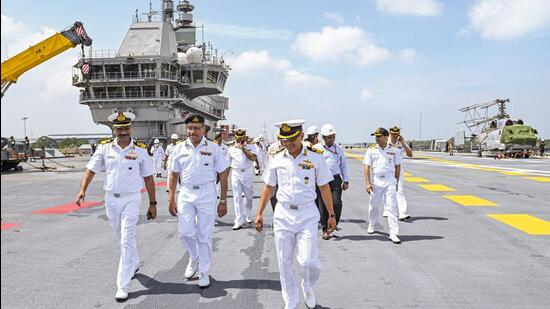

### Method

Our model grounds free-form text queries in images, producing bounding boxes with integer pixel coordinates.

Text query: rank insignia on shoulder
[369,144,376,148]
[307,145,323,154]
[133,141,147,148]
[100,138,114,145]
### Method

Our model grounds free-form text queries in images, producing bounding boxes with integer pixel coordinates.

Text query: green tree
[32,136,57,149]
[58,138,87,149]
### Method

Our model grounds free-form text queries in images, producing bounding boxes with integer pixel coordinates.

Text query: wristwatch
[149,201,157,206]
[219,199,227,203]
[329,213,336,218]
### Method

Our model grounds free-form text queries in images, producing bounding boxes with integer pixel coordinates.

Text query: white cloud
[375,0,443,16]
[292,26,390,66]
[283,70,329,85]
[468,0,550,40]
[360,88,374,100]
[1,14,56,60]
[324,12,345,24]
[227,50,290,73]
[204,22,292,40]
[399,48,418,62]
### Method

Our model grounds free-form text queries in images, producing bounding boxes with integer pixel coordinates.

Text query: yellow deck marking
[405,177,430,183]
[344,152,364,161]
[443,195,498,206]
[499,171,528,176]
[418,184,456,192]
[488,214,550,235]
[525,176,550,182]
[404,172,413,177]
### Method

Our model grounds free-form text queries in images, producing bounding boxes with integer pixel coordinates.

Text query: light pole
[21,117,29,137]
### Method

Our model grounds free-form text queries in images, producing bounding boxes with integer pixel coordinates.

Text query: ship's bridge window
[108,87,124,98]
[93,87,106,99]
[105,64,122,79]
[141,63,157,78]
[160,85,169,97]
[91,65,104,79]
[125,86,141,98]
[193,70,204,83]
[123,64,139,78]
[207,70,219,84]
[218,74,226,88]
[143,85,155,97]
[161,63,170,78]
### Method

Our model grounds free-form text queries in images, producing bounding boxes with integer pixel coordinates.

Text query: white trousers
[231,171,254,225]
[104,191,142,289]
[383,175,408,215]
[177,184,217,274]
[274,202,321,309]
[153,156,163,175]
[369,183,400,236]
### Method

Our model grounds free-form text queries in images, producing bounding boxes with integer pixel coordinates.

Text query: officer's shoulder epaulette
[307,145,323,154]
[369,144,377,148]
[133,141,147,149]
[176,139,186,144]
[270,147,285,156]
[99,138,113,145]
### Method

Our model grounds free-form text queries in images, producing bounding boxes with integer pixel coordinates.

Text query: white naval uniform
[227,143,258,225]
[165,143,178,191]
[169,137,229,274]
[151,144,165,175]
[386,140,408,216]
[363,144,403,236]
[255,142,268,173]
[86,139,155,290]
[263,146,333,309]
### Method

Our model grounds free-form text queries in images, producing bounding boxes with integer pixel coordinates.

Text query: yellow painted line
[405,177,430,183]
[488,214,550,235]
[418,184,456,192]
[476,167,503,172]
[344,152,364,161]
[404,172,413,177]
[525,176,550,183]
[499,171,528,176]
[443,195,498,206]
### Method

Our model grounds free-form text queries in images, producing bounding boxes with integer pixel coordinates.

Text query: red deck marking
[141,181,167,193]
[1,223,20,231]
[32,201,104,215]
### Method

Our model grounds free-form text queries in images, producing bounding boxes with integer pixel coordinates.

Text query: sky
[2,0,550,143]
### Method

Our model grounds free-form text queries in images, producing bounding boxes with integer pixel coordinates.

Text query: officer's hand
[398,135,404,143]
[147,206,157,220]
[327,217,337,233]
[396,184,399,192]
[366,185,373,195]
[255,214,264,233]
[168,199,178,217]
[342,182,349,191]
[75,191,85,207]
[217,201,227,218]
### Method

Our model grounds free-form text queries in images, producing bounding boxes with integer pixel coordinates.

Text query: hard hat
[170,134,178,139]
[154,138,159,144]
[320,124,336,136]
[306,125,319,135]
[258,134,265,140]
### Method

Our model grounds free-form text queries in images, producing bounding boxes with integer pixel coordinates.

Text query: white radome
[186,47,203,64]
[177,52,188,65]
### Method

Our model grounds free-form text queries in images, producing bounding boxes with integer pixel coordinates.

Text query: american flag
[81,62,90,75]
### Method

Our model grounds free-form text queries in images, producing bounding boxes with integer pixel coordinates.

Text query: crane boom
[1,21,92,97]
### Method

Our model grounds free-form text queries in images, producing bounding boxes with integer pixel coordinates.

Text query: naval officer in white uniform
[75,111,157,301]
[255,119,336,309]
[363,127,403,244]
[164,133,179,193]
[227,128,258,230]
[168,114,229,288]
[387,126,413,220]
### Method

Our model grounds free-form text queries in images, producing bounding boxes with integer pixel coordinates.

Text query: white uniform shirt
[363,144,403,185]
[263,146,333,205]
[227,143,258,172]
[388,140,405,181]
[317,143,349,182]
[169,137,229,187]
[151,144,164,159]
[219,142,229,157]
[165,143,177,159]
[86,139,155,193]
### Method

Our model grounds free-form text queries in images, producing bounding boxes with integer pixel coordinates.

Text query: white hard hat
[306,126,319,135]
[154,138,159,144]
[321,124,336,136]
[258,134,265,140]
[170,134,178,139]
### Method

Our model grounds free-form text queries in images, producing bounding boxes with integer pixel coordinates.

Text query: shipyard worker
[9,136,16,149]
[164,134,179,193]
[317,123,349,240]
[540,141,545,157]
[151,139,165,178]
[227,128,258,230]
[386,126,413,221]
[304,126,319,148]
[74,111,157,301]
[167,113,229,288]
[363,127,402,244]
[255,119,335,309]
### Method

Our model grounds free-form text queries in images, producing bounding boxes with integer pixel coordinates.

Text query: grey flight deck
[2,153,549,308]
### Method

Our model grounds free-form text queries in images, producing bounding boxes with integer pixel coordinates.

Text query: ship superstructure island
[72,0,230,143]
